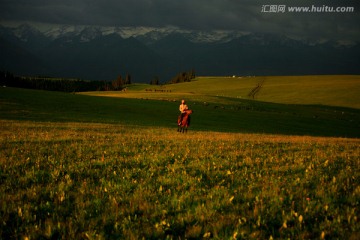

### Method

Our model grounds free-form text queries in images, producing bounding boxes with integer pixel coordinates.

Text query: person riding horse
[178,99,188,125]
[178,100,193,133]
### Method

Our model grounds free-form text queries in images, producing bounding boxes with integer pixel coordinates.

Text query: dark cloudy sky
[0,0,359,41]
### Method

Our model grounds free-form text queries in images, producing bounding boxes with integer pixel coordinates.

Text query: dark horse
[177,109,193,133]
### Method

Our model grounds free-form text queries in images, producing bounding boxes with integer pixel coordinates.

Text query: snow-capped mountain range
[6,23,356,46]
[8,23,250,44]
[0,23,359,82]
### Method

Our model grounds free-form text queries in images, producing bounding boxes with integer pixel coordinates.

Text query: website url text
[261,5,355,13]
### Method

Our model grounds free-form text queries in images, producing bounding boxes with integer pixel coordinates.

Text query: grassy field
[82,75,360,109]
[1,120,359,239]
[1,78,360,138]
[1,75,360,239]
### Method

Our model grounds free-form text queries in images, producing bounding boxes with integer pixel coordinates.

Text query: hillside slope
[1,78,359,137]
[83,75,360,109]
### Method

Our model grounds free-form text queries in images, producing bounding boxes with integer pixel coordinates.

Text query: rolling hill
[1,75,359,137]
[82,75,360,109]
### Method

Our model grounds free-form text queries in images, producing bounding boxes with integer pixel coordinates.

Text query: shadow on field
[1,87,360,138]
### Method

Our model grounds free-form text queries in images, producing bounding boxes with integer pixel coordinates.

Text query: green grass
[1,120,359,239]
[87,75,360,108]
[1,86,359,138]
[0,76,360,239]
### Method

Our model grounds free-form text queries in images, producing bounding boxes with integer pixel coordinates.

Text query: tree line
[1,68,194,92]
[0,71,131,92]
[149,70,196,85]
[168,69,196,84]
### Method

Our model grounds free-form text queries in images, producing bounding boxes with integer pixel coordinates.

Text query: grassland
[1,76,360,138]
[1,120,359,239]
[82,75,360,109]
[1,75,360,239]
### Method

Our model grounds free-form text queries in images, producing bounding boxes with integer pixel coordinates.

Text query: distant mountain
[0,35,49,74]
[36,33,167,80]
[0,24,359,82]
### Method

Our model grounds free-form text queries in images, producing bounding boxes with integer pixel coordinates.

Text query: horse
[177,109,193,133]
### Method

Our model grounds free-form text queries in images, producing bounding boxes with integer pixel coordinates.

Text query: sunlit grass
[1,76,359,238]
[1,120,359,239]
[81,75,360,109]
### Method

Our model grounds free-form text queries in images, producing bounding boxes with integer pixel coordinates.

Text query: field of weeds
[1,120,359,239]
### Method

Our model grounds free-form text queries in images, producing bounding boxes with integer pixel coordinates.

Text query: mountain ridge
[0,23,359,82]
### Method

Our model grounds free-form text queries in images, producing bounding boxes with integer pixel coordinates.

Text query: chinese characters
[261,5,286,13]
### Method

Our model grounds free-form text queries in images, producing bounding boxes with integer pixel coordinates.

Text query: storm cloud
[0,0,359,40]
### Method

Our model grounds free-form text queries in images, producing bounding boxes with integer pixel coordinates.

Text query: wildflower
[203,232,211,238]
[282,220,287,228]
[18,207,22,217]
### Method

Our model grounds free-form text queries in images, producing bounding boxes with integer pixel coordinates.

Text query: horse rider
[179,99,188,125]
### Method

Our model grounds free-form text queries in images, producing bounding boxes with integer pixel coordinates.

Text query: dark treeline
[149,76,160,85]
[0,68,194,92]
[109,74,131,90]
[0,71,131,92]
[150,70,195,85]
[168,70,196,84]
